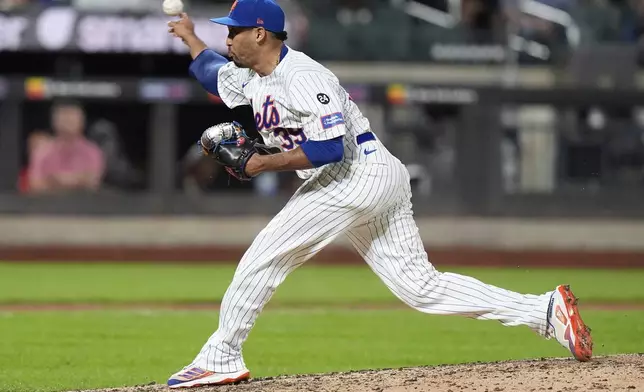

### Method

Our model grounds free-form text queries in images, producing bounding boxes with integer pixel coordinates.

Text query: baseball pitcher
[166,0,593,387]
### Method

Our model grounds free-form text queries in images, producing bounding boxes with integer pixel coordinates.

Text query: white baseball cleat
[547,284,593,361]
[167,366,250,388]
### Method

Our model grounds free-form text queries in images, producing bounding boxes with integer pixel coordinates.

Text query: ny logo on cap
[230,0,238,12]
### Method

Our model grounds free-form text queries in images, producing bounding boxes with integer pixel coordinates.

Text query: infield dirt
[78,354,644,392]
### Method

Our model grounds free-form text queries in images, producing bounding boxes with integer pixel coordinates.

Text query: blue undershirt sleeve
[299,136,344,168]
[188,49,229,96]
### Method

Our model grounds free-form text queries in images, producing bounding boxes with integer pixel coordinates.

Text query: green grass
[0,263,643,304]
[1,309,643,392]
[0,263,642,392]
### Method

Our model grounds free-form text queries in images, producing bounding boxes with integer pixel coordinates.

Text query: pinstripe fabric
[191,142,406,372]
[217,47,370,180]
[346,178,549,336]
[189,143,551,373]
[189,47,553,374]
[217,62,251,108]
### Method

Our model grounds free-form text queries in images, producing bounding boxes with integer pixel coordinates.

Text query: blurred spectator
[28,101,105,195]
[17,130,52,194]
[87,119,145,191]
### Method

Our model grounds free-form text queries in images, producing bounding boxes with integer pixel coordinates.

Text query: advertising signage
[0,6,300,54]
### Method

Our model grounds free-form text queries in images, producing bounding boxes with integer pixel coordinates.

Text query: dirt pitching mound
[84,354,643,392]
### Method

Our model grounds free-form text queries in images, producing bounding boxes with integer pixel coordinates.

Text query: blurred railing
[2,70,644,218]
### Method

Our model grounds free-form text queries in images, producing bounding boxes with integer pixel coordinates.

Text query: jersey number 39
[273,128,308,151]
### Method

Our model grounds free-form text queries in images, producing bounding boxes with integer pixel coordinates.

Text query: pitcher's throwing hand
[167,13,194,42]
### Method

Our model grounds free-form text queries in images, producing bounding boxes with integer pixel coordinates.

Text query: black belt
[356,132,375,145]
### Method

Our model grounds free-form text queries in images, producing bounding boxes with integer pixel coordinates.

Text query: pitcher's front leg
[169,182,365,387]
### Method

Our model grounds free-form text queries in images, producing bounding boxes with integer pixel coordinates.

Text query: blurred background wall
[2,0,644,262]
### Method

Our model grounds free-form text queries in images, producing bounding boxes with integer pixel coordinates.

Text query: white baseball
[162,0,184,16]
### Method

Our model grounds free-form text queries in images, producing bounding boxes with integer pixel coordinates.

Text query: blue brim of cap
[210,17,251,27]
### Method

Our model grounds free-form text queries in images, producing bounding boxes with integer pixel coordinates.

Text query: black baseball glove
[198,121,279,181]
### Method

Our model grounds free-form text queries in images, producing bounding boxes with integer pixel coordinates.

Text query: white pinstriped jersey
[188,45,559,379]
[216,47,372,179]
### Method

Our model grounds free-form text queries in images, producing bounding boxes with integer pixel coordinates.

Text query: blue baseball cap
[210,0,285,33]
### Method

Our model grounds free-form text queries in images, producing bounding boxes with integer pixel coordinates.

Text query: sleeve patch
[320,112,345,130]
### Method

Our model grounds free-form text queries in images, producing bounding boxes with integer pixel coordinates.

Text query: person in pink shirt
[29,101,105,194]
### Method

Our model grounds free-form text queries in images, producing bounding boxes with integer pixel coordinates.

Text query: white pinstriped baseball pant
[190,142,552,373]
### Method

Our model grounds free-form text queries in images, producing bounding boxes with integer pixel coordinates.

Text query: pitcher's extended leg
[347,201,551,336]
[188,163,401,374]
